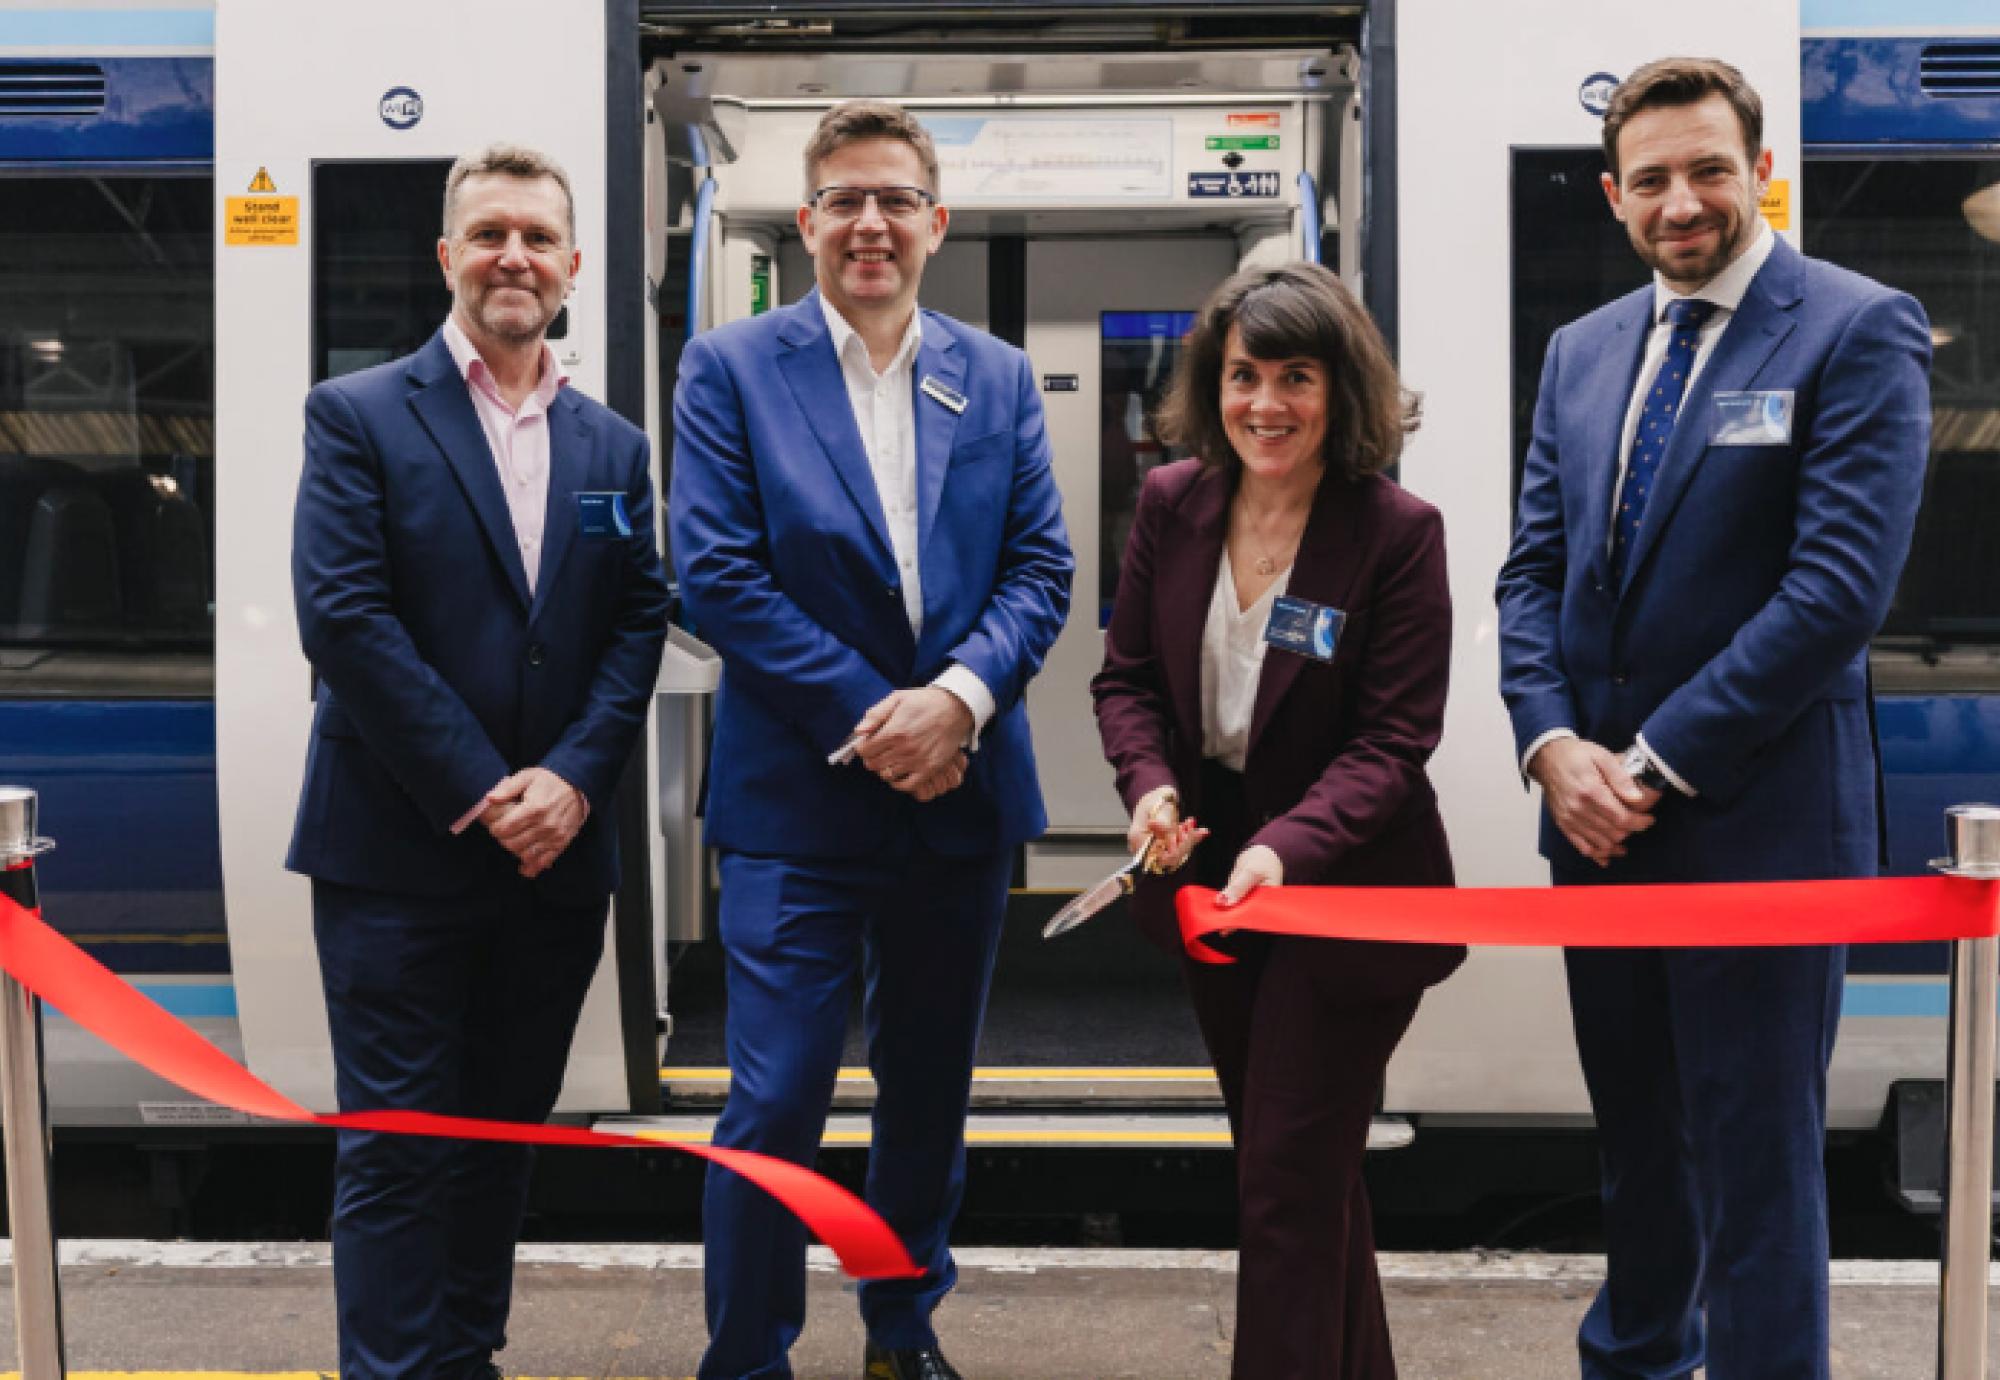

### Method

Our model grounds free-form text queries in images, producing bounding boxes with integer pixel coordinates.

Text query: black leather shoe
[864,1339,965,1380]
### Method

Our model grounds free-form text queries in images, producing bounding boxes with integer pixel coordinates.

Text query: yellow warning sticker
[246,165,277,193]
[225,195,299,246]
[1759,178,1791,232]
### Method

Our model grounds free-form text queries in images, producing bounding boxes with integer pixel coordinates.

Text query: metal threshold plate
[601,1111,1416,1152]
[662,1065,1224,1106]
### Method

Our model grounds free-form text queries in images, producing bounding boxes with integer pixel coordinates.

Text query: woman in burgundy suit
[1092,263,1464,1379]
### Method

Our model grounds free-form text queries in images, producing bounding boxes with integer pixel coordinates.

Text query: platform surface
[0,1242,1990,1377]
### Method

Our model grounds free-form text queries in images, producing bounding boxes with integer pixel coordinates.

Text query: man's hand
[484,766,587,878]
[1216,844,1284,907]
[852,687,976,798]
[1526,737,1659,867]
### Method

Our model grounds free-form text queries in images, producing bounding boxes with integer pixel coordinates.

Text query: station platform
[0,1241,1987,1378]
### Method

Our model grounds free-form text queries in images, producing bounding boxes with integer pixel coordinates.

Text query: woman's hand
[1216,844,1283,907]
[1126,785,1206,873]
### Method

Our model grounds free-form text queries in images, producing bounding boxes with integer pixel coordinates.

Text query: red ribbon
[0,893,919,1280]
[1176,876,2000,964]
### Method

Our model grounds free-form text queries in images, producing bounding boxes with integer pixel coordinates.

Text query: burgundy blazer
[1091,458,1465,990]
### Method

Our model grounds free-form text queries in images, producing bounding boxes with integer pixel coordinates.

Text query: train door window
[1099,310,1196,624]
[312,161,455,383]
[1802,157,2000,649]
[1507,148,1648,515]
[0,173,214,697]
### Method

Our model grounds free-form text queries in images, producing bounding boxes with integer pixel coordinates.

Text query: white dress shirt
[819,294,995,734]
[1200,553,1290,773]
[1523,221,1776,795]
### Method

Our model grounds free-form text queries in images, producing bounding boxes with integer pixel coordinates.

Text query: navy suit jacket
[669,290,1073,859]
[1497,237,1931,881]
[288,330,672,902]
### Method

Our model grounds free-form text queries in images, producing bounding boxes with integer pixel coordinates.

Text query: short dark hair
[442,142,575,242]
[802,99,942,197]
[1601,56,1763,182]
[1155,262,1418,482]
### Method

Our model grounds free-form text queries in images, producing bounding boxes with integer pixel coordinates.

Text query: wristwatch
[1621,744,1669,793]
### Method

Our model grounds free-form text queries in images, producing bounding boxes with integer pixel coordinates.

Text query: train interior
[633,35,1361,1140]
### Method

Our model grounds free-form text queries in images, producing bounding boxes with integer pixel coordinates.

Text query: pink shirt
[441,317,576,835]
[442,315,569,597]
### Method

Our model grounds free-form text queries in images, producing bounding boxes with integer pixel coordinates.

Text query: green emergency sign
[1205,135,1279,151]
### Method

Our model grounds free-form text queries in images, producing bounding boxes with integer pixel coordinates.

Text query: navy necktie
[1612,296,1717,580]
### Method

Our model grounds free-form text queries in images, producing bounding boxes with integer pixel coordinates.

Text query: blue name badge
[1264,595,1345,663]
[576,491,633,540]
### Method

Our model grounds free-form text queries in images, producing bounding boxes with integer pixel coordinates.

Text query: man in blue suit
[1498,58,1930,1378]
[671,100,1072,1380]
[289,144,670,1380]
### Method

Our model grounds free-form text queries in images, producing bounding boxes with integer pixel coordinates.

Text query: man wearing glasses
[670,100,1072,1380]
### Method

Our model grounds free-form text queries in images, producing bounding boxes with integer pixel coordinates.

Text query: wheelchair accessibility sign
[1188,171,1281,198]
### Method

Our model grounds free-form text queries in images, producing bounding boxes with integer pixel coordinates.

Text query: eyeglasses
[809,185,937,221]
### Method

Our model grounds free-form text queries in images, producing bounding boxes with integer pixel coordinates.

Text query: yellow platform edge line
[661,1067,1214,1082]
[0,1375,693,1380]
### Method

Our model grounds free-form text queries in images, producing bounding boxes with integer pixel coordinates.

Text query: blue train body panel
[1854,694,2000,978]
[1803,38,2000,147]
[0,57,212,166]
[0,701,227,974]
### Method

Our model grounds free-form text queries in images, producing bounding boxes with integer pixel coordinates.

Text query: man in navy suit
[671,100,1072,1380]
[289,144,670,1380]
[1498,58,1930,1378]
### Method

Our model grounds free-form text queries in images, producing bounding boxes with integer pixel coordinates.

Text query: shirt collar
[1652,219,1773,323]
[818,292,924,376]
[442,314,568,411]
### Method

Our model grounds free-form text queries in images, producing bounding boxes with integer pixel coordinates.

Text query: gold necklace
[1235,504,1307,578]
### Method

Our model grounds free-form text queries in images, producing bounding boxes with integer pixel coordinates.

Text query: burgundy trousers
[1184,935,1422,1380]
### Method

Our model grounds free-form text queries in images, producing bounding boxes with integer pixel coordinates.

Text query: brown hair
[1601,56,1763,182]
[442,142,575,242]
[1154,262,1418,482]
[802,99,942,197]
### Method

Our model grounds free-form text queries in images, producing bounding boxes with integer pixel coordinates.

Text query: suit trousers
[1563,935,1844,1380]
[1179,763,1424,1380]
[313,877,608,1380]
[699,842,1012,1380]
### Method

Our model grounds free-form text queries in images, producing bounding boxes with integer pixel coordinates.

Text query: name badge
[576,491,633,540]
[920,375,967,414]
[1709,389,1794,446]
[1264,595,1346,663]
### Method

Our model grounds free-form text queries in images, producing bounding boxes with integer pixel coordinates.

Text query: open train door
[211,0,662,1113]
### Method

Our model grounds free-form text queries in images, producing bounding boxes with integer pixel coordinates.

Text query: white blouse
[1200,552,1291,772]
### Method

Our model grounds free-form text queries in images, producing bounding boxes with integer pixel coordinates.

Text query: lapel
[1580,290,1655,591]
[913,314,968,559]
[1619,238,1802,596]
[774,290,896,564]
[526,389,588,625]
[1246,473,1368,759]
[1159,467,1229,757]
[405,332,532,611]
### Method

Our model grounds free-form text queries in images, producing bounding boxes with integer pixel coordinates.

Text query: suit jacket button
[1612,669,1630,686]
[886,585,900,601]
[527,643,547,667]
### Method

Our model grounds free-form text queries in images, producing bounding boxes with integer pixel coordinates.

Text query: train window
[312,160,455,383]
[1099,310,1196,625]
[1507,147,1649,514]
[0,173,215,697]
[1804,157,2000,647]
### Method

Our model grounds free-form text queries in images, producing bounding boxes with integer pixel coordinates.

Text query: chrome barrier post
[1936,803,2000,1380]
[0,785,65,1378]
